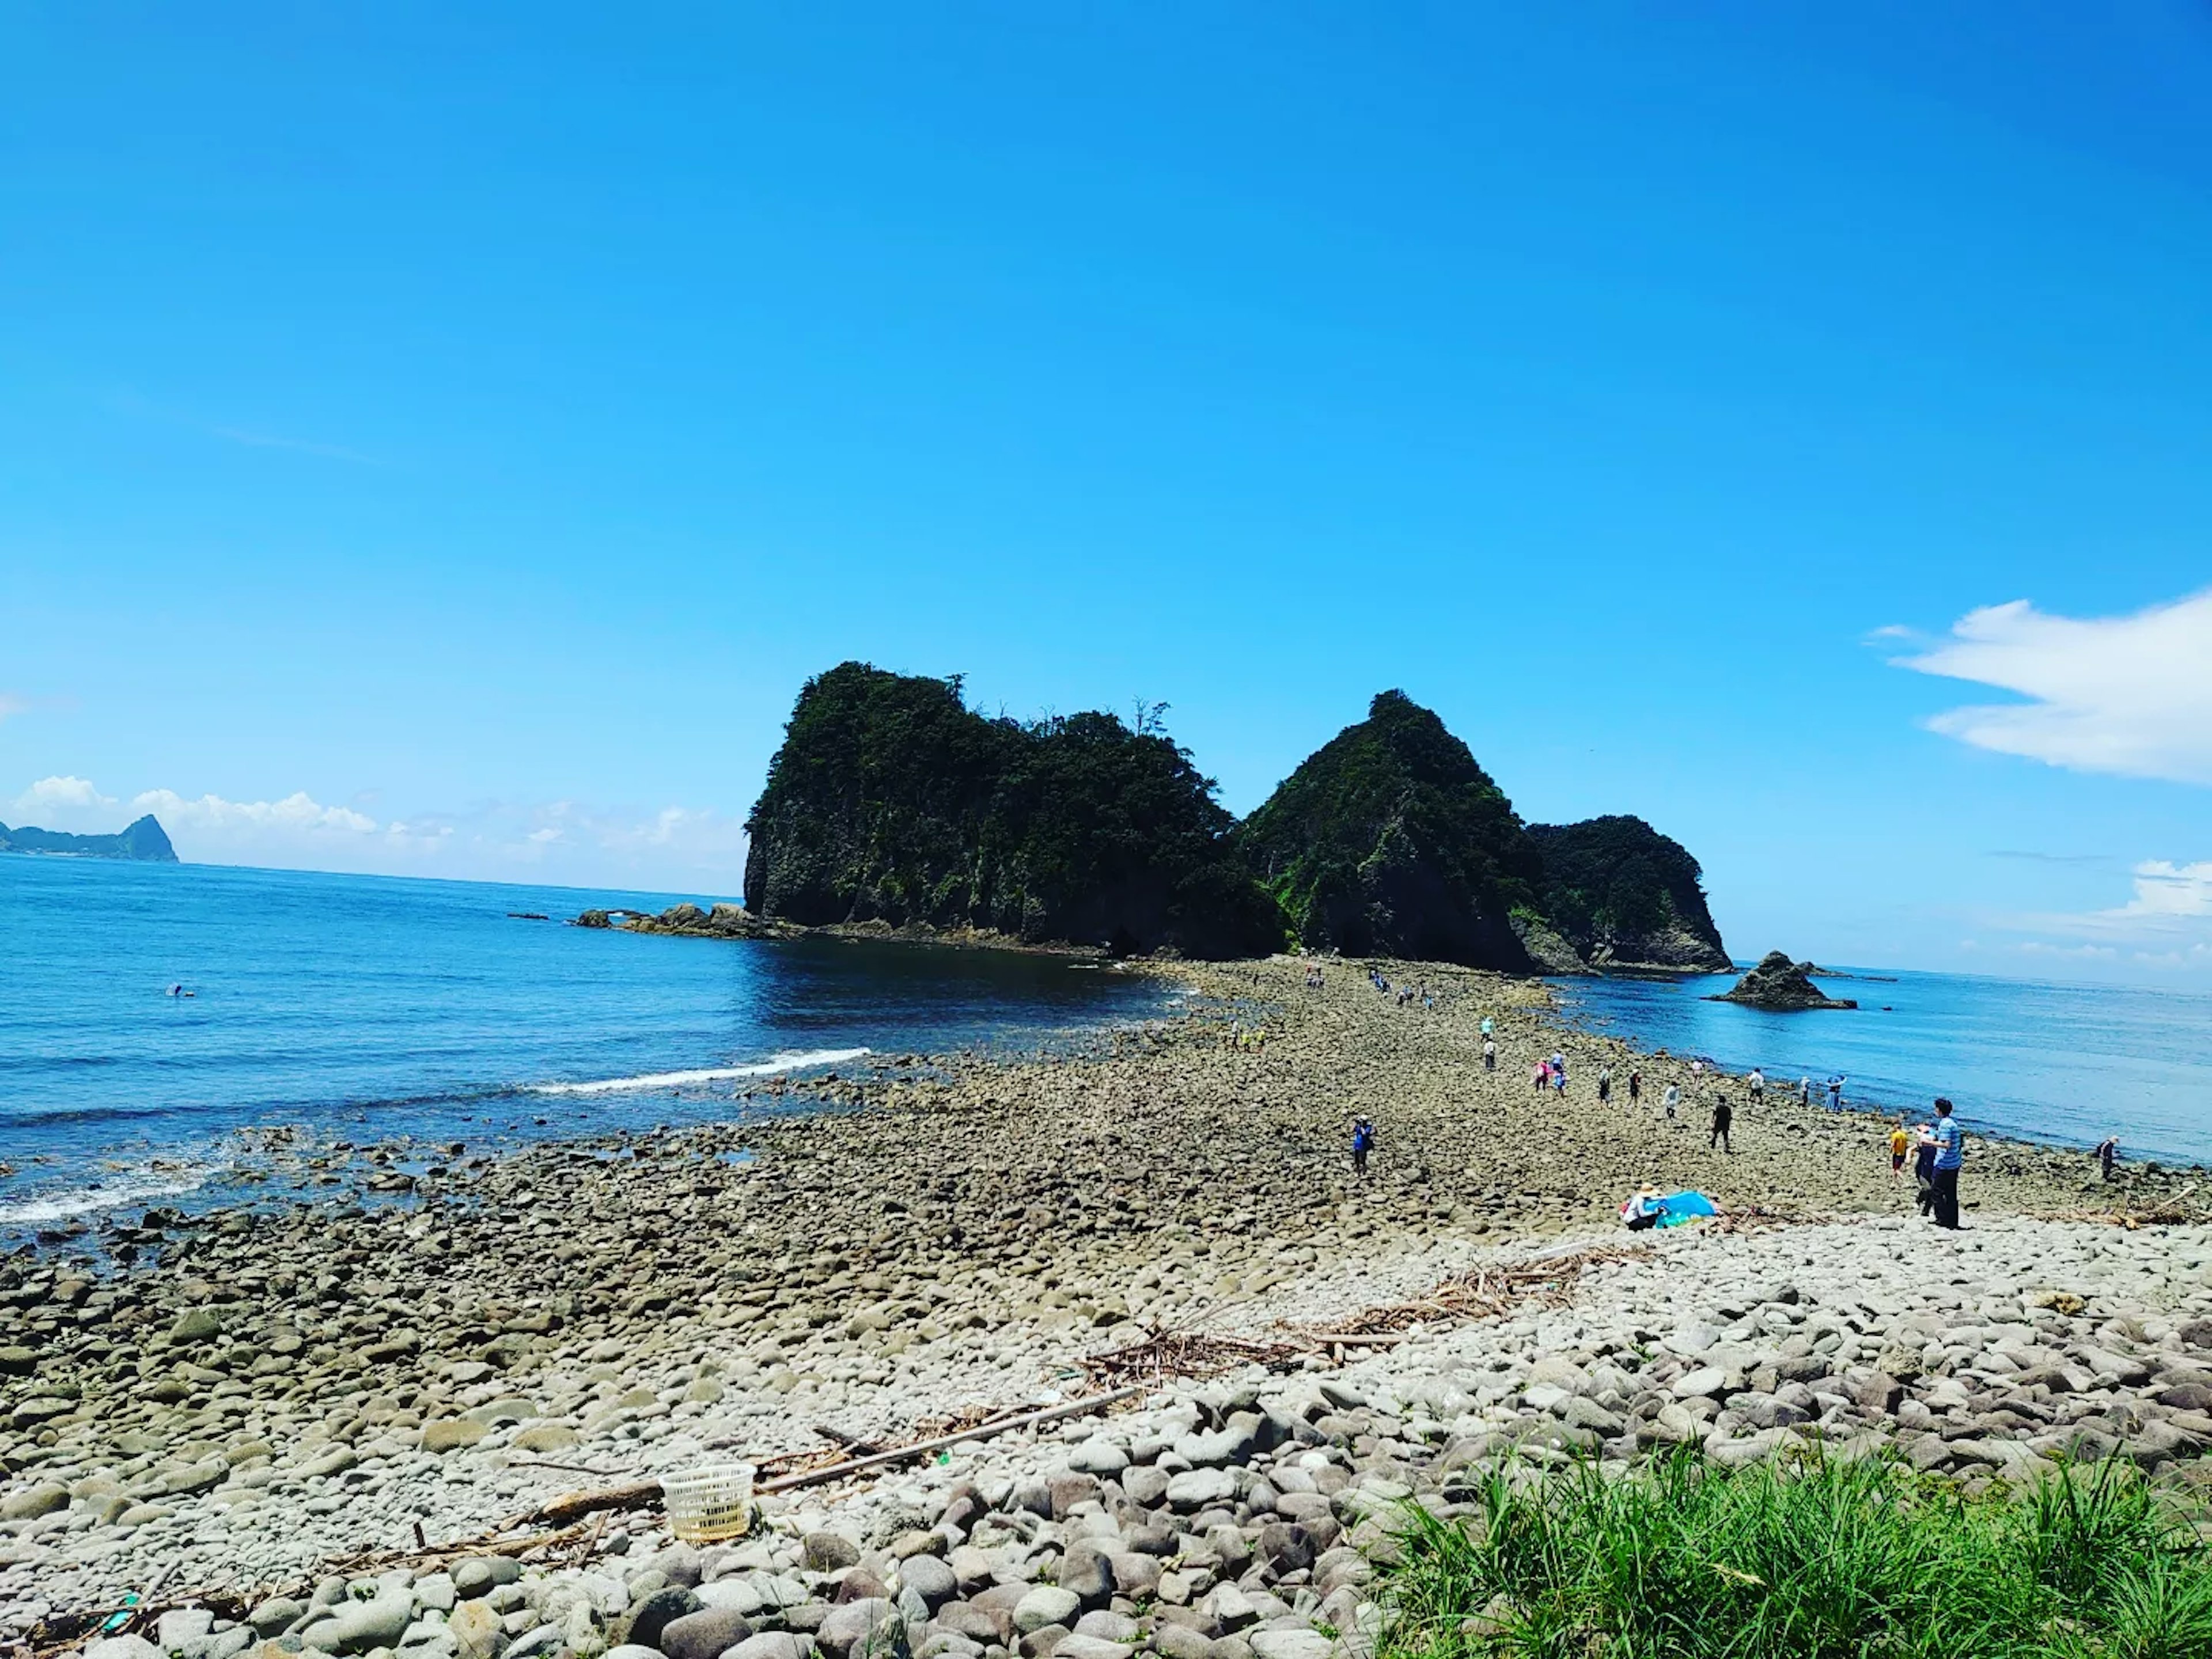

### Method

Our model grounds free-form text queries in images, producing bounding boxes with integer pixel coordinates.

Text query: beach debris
[2039,1185,2211,1229]
[1081,1328,1310,1387]
[753,1385,1143,1494]
[1291,1242,1652,1342]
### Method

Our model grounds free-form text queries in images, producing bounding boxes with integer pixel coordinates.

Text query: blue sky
[4,3,2210,979]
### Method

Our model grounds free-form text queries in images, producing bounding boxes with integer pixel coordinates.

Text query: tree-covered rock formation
[1237,691,1542,968]
[742,663,1281,957]
[0,814,177,862]
[1525,815,1730,971]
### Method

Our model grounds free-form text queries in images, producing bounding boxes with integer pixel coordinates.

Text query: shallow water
[1550,966,2212,1167]
[0,857,1175,1230]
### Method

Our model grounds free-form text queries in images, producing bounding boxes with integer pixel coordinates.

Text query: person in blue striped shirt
[1930,1098,1965,1229]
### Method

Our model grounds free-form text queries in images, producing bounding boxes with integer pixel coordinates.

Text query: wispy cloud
[1891,588,2212,785]
[0,694,28,726]
[210,427,377,464]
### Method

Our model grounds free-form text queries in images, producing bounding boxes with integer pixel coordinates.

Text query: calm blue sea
[1551,967,2212,1169]
[0,857,1176,1234]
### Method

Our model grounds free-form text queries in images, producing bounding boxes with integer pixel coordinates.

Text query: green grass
[1376,1449,2212,1659]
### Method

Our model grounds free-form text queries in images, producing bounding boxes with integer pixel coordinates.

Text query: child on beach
[1889,1120,1911,1180]
[1628,1070,1642,1108]
[1351,1116,1375,1177]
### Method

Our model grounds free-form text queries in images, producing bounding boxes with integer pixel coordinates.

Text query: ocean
[1550,967,2212,1169]
[0,857,1177,1238]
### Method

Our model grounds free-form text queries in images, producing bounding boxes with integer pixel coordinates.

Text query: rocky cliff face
[741,663,1281,958]
[1237,691,1541,969]
[0,814,177,862]
[1526,815,1730,972]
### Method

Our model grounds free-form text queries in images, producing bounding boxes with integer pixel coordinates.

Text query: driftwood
[1294,1243,1650,1340]
[516,1479,665,1530]
[755,1386,1142,1493]
[1080,1329,1308,1388]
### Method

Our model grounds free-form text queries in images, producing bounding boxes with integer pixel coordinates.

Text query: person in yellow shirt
[1888,1120,1911,1181]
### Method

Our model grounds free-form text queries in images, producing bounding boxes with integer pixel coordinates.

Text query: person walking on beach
[1798,1075,1813,1108]
[1533,1059,1550,1094]
[1888,1119,1911,1181]
[1351,1116,1375,1177]
[1710,1094,1733,1153]
[1828,1075,1845,1111]
[1628,1070,1642,1108]
[1662,1082,1680,1120]
[1748,1067,1766,1107]
[1929,1098,1964,1229]
[1480,1014,1495,1041]
[1482,1036,1497,1072]
[1597,1063,1613,1105]
[2096,1135,2120,1182]
[1913,1123,1938,1215]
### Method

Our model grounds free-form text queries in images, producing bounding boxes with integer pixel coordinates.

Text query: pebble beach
[10,955,2211,1659]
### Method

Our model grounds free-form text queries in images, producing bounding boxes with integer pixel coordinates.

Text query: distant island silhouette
[0,813,177,862]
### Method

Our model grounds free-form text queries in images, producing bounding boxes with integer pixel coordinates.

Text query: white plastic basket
[660,1462,755,1544]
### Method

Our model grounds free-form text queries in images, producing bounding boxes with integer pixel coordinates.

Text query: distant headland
[0,813,177,862]
[717,662,1732,971]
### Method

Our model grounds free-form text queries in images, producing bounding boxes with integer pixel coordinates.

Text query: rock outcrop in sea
[741,664,1281,959]
[0,813,176,862]
[577,903,804,941]
[1713,950,1858,1010]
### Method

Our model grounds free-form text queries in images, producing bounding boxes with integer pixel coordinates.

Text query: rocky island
[0,813,176,862]
[740,665,1279,959]
[728,670,1729,973]
[1713,950,1859,1010]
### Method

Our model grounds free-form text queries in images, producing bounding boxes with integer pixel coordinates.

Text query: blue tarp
[1655,1189,1718,1226]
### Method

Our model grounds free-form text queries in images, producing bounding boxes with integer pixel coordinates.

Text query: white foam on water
[0,1168,207,1226]
[531,1047,873,1096]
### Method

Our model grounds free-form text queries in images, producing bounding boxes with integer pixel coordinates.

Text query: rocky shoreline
[9,956,2207,1657]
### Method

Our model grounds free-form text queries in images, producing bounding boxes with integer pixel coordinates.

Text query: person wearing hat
[1621,1185,1665,1230]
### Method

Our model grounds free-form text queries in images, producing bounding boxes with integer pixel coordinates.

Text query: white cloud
[132,788,379,836]
[0,694,27,726]
[1894,588,2212,785]
[1997,857,2212,971]
[2104,859,2212,923]
[12,773,748,887]
[14,775,118,815]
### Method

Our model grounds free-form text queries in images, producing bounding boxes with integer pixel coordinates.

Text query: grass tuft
[1375,1448,2212,1659]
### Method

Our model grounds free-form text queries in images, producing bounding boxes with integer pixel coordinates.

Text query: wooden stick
[755,1387,1143,1494]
